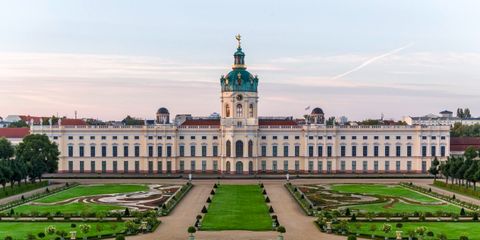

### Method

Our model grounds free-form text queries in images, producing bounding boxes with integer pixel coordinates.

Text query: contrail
[331,43,413,80]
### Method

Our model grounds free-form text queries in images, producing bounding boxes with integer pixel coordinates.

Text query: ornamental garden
[0,182,192,239]
[287,182,480,240]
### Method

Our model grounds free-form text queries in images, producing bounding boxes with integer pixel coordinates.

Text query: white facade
[30,39,450,175]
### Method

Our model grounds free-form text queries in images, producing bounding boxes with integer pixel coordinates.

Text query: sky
[0,0,479,121]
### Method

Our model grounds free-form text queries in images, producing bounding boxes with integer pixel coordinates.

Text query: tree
[457,108,464,118]
[15,134,59,182]
[464,146,479,160]
[0,138,14,159]
[429,157,440,181]
[122,115,144,125]
[326,117,336,126]
[464,108,471,118]
[464,161,478,189]
[8,120,28,128]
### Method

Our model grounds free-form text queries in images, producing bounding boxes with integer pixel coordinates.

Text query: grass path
[201,185,272,231]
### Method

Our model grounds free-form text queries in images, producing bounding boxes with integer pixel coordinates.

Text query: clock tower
[219,35,259,174]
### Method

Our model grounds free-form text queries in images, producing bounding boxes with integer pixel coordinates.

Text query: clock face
[236,94,243,101]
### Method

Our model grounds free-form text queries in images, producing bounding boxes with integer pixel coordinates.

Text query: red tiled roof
[450,137,480,151]
[0,128,30,139]
[259,119,298,126]
[181,119,220,126]
[61,119,86,126]
[19,115,45,124]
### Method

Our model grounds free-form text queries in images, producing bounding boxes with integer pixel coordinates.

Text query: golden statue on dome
[235,34,241,48]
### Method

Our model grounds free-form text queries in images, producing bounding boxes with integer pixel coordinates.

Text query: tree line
[433,146,480,190]
[451,123,480,137]
[0,134,59,190]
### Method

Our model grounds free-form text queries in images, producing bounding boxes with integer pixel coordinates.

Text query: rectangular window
[123,146,129,157]
[124,161,129,173]
[90,146,95,157]
[79,161,84,173]
[179,145,185,157]
[148,146,153,157]
[363,146,368,157]
[384,146,390,157]
[68,161,73,173]
[363,161,368,173]
[213,160,218,172]
[374,146,379,157]
[90,161,95,173]
[179,161,185,173]
[341,146,346,157]
[318,146,323,157]
[283,145,289,157]
[135,161,140,174]
[202,146,207,157]
[431,145,436,157]
[396,136,401,140]
[261,160,266,173]
[318,161,323,174]
[102,146,107,157]
[284,160,288,172]
[407,145,412,157]
[123,136,128,140]
[167,146,172,157]
[202,160,206,173]
[148,161,153,174]
[166,161,172,173]
[340,161,346,172]
[79,146,84,157]
[157,161,162,174]
[308,146,314,157]
[422,161,427,173]
[374,136,379,140]
[385,136,390,140]
[352,161,357,173]
[352,146,357,157]
[191,136,196,140]
[213,146,218,157]
[273,136,278,140]
[363,136,368,140]
[113,161,118,173]
[407,161,412,173]
[102,161,106,173]
[261,146,267,157]
[134,146,140,157]
[295,160,300,173]
[308,161,313,173]
[157,146,163,157]
[273,160,278,173]
[327,161,332,174]
[396,146,401,157]
[341,136,346,140]
[396,161,401,173]
[68,146,73,157]
[385,161,390,172]
[295,146,300,157]
[441,146,446,157]
[272,146,278,157]
[327,146,332,157]
[422,146,427,157]
[191,160,196,172]
[374,161,379,173]
[113,146,118,157]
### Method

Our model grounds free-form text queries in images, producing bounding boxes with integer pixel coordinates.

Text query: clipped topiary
[269,206,274,213]
[210,189,215,195]
[115,235,125,240]
[213,183,218,188]
[350,214,356,222]
[347,235,357,240]
[265,196,270,203]
[262,189,267,195]
[207,197,211,203]
[345,208,351,216]
[472,212,478,221]
[124,208,130,216]
[460,208,466,216]
[201,206,208,213]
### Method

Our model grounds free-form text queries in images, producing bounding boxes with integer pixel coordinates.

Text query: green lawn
[37,184,148,203]
[0,221,125,239]
[344,222,479,240]
[201,185,272,231]
[344,201,462,214]
[10,202,124,215]
[331,184,438,203]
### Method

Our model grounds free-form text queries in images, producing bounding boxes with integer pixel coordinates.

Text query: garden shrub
[427,231,434,237]
[210,189,215,195]
[38,232,45,238]
[347,235,357,240]
[350,214,356,222]
[207,197,211,203]
[4,236,13,240]
[460,208,466,216]
[124,208,130,216]
[262,189,267,195]
[201,206,208,213]
[71,223,76,228]
[115,234,126,240]
[269,206,274,213]
[265,196,270,203]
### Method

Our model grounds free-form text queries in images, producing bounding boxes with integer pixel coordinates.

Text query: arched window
[249,104,254,118]
[236,140,244,157]
[248,140,253,157]
[225,104,230,117]
[236,104,243,117]
[226,140,231,157]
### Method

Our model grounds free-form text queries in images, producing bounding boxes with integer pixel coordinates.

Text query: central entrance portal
[236,161,243,174]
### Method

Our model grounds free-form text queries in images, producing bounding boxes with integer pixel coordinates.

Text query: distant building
[450,137,480,156]
[0,128,29,145]
[404,110,480,126]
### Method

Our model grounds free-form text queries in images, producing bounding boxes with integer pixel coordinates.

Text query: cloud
[331,43,413,80]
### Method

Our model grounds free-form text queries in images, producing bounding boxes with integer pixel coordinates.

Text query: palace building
[31,36,450,175]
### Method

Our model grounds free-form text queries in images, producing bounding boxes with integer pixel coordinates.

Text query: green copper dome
[220,37,259,92]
